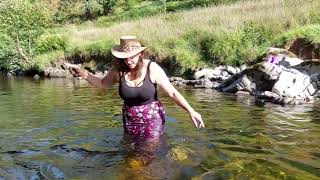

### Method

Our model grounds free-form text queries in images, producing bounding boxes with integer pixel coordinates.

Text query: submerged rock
[40,163,65,179]
[166,146,192,162]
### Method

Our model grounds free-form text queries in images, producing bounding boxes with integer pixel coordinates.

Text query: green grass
[274,25,320,47]
[34,0,320,75]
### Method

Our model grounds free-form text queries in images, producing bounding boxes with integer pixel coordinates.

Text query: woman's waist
[123,98,159,108]
[122,99,165,114]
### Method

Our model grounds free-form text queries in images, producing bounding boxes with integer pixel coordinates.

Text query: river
[0,77,319,179]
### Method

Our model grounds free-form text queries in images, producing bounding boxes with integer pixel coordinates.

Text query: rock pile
[170,48,320,105]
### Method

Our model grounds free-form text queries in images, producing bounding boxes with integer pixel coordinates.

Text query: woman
[68,35,204,140]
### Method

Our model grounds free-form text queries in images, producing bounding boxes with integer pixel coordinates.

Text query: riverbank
[35,0,320,74]
[1,0,320,75]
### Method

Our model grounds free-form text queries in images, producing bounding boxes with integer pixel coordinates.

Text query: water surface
[0,77,319,179]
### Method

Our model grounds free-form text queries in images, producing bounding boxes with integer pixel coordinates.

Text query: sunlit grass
[68,0,319,43]
[39,0,320,73]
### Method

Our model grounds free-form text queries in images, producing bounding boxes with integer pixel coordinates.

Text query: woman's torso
[119,60,158,107]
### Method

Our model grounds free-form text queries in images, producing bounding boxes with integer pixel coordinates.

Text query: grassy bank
[14,0,320,75]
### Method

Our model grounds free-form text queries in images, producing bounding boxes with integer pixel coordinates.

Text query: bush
[98,0,118,15]
[0,0,52,70]
[32,51,65,71]
[0,34,21,70]
[203,22,273,66]
[35,33,67,53]
[0,0,52,42]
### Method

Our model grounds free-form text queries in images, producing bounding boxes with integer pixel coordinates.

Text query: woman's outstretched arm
[151,62,205,128]
[65,63,118,89]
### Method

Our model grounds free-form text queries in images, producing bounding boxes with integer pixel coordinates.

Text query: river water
[0,77,319,179]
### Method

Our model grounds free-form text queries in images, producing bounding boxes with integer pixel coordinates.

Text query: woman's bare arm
[86,66,119,89]
[66,63,118,89]
[151,62,205,128]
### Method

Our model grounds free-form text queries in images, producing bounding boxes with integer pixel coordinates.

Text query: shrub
[98,0,118,15]
[203,22,273,66]
[32,51,65,71]
[35,33,67,53]
[0,34,21,70]
[0,0,52,70]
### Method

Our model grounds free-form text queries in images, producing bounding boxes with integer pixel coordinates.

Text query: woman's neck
[127,59,144,79]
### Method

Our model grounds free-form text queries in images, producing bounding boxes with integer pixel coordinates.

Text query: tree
[99,0,117,15]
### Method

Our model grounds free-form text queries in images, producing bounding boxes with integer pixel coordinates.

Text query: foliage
[202,22,274,66]
[0,34,21,70]
[166,0,238,12]
[32,51,65,71]
[65,39,114,60]
[95,0,241,27]
[1,0,320,74]
[53,0,119,23]
[97,1,162,27]
[274,25,320,47]
[35,33,67,53]
[0,0,52,70]
[99,0,118,15]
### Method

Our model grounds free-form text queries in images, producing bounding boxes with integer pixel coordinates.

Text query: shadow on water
[0,77,319,179]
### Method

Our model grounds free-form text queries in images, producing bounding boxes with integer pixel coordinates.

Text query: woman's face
[124,53,141,69]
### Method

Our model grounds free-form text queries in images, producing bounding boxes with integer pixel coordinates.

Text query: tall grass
[70,0,319,42]
[38,0,320,74]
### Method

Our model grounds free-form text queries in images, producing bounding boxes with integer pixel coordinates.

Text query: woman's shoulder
[143,59,160,69]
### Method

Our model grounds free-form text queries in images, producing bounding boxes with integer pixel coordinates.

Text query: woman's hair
[113,52,145,78]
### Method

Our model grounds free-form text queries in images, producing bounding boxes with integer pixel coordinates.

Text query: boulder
[166,146,192,162]
[272,68,310,98]
[267,47,298,58]
[194,79,215,89]
[292,60,320,75]
[194,68,221,80]
[225,66,237,75]
[170,76,185,82]
[217,62,280,93]
[44,67,67,78]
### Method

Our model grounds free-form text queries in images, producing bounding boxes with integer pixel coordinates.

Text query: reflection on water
[0,77,319,179]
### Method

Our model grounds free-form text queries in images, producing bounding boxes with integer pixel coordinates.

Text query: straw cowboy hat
[111,35,147,59]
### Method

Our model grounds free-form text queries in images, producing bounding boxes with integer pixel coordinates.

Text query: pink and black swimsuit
[119,61,166,139]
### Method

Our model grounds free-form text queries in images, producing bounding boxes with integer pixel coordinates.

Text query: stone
[278,57,303,67]
[225,66,237,75]
[166,146,189,162]
[170,76,184,82]
[272,68,310,98]
[194,79,214,89]
[293,60,320,75]
[33,74,40,80]
[194,68,221,80]
[235,91,251,96]
[221,70,230,77]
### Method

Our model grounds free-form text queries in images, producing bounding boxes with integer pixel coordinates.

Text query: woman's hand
[189,110,205,128]
[63,63,88,79]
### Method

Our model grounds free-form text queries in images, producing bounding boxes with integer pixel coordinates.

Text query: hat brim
[111,45,147,59]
